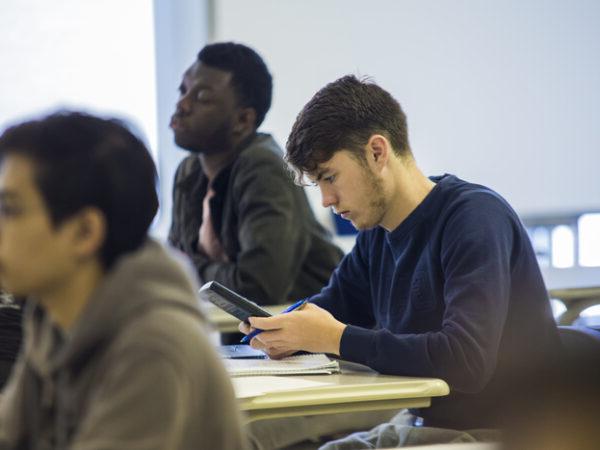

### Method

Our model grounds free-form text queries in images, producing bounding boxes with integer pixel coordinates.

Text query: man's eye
[324,175,336,183]
[196,91,212,102]
[0,205,21,217]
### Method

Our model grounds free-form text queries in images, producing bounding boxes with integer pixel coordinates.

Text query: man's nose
[175,94,192,114]
[320,186,337,209]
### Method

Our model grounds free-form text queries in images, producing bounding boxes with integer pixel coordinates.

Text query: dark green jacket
[168,133,343,305]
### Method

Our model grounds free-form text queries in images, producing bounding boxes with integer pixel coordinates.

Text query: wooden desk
[204,301,293,333]
[549,286,600,325]
[233,362,449,423]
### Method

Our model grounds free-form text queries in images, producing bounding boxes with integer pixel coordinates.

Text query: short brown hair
[285,75,411,183]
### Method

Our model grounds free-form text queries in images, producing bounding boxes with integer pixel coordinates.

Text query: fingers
[249,329,296,355]
[248,314,289,330]
[238,321,252,334]
[252,329,287,348]
[247,303,316,330]
[267,349,296,360]
[249,338,294,359]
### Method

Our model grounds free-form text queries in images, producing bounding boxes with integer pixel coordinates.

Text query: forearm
[340,325,490,391]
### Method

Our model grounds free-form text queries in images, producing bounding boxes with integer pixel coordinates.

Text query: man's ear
[366,134,391,173]
[70,207,106,262]
[233,107,257,135]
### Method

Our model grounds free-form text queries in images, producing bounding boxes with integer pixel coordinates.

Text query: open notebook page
[231,376,334,398]
[224,353,340,377]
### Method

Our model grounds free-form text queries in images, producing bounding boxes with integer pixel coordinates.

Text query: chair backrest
[557,325,600,356]
[500,325,600,450]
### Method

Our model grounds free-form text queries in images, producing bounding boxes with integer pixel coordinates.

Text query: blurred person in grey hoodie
[0,111,247,450]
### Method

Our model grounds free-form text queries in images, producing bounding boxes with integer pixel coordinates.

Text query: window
[526,212,600,270]
[551,225,575,269]
[578,213,600,267]
[529,227,551,268]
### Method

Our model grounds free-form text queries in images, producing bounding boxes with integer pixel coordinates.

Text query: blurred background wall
[1,0,599,291]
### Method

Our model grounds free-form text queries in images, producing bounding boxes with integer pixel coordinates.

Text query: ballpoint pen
[240,298,308,344]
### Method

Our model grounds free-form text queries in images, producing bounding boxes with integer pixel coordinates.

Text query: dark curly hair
[286,75,411,183]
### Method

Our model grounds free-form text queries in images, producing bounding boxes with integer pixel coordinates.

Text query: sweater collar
[385,174,455,245]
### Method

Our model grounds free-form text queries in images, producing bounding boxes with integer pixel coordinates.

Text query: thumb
[248,315,284,330]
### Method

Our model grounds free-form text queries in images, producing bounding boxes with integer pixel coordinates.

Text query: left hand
[238,303,346,359]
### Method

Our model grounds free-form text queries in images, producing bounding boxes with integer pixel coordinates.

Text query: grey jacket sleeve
[70,349,189,450]
[0,358,26,449]
[69,342,245,450]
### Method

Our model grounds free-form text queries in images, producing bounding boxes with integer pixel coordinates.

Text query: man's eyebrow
[179,81,214,93]
[195,82,214,91]
[314,168,333,182]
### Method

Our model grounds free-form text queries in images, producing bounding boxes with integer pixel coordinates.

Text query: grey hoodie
[0,239,247,450]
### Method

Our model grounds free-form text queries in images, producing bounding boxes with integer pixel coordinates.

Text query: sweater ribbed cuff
[339,324,375,367]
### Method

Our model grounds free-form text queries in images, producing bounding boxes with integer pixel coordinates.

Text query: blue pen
[240,298,308,344]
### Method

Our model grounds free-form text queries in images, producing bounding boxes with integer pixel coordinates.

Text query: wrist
[328,322,347,356]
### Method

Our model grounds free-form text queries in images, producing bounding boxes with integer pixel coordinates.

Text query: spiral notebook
[224,353,340,376]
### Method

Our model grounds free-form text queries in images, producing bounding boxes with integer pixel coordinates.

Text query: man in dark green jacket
[169,42,342,305]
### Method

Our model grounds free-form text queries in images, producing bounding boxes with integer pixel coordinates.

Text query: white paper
[224,353,340,377]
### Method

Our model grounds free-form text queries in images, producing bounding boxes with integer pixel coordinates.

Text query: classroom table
[549,286,600,325]
[232,361,450,423]
[206,301,449,422]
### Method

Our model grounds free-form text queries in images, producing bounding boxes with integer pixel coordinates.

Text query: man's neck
[381,158,436,231]
[199,130,255,181]
[39,262,104,332]
[199,149,238,182]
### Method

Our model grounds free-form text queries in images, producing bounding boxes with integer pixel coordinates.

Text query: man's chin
[349,220,365,231]
[173,132,230,155]
[173,135,202,153]
[350,218,378,231]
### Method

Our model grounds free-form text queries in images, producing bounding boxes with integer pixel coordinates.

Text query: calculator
[198,281,272,323]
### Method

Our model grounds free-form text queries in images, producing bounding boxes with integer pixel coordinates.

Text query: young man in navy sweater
[241,75,560,432]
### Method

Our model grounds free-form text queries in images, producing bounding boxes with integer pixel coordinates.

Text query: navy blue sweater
[313,174,559,429]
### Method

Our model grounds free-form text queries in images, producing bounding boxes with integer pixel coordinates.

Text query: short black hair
[0,111,158,269]
[286,75,411,183]
[198,42,272,129]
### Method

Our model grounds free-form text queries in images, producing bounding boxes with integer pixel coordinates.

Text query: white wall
[152,0,211,237]
[0,0,157,156]
[0,0,212,239]
[213,0,600,218]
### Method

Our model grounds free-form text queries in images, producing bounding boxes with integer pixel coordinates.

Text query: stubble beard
[353,172,387,231]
